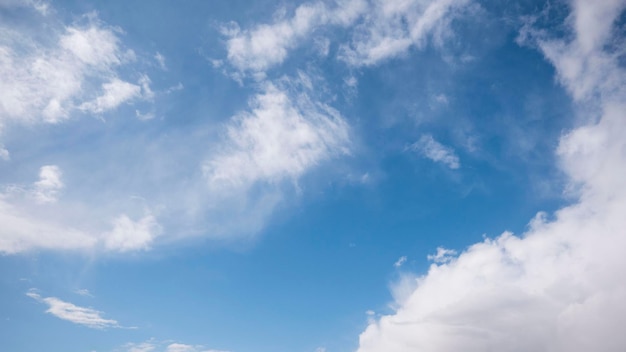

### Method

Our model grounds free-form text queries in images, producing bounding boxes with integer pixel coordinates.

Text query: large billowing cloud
[357,1,626,351]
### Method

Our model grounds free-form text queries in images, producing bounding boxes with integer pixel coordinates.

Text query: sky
[1,0,625,351]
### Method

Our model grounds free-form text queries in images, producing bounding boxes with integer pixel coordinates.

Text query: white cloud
[0,145,9,160]
[0,6,169,255]
[339,0,472,66]
[155,52,167,70]
[27,290,120,329]
[136,110,156,121]
[356,2,626,352]
[426,247,457,264]
[79,78,142,114]
[223,3,327,73]
[103,213,161,252]
[394,256,407,268]
[124,342,157,352]
[195,75,352,239]
[0,197,97,254]
[0,11,150,124]
[411,134,460,169]
[0,164,99,254]
[222,0,470,72]
[123,341,229,352]
[74,289,93,297]
[0,165,162,254]
[222,0,367,73]
[204,80,350,189]
[32,165,64,204]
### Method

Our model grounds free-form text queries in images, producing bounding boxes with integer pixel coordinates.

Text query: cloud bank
[357,1,626,351]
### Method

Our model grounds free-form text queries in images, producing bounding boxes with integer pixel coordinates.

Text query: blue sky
[1,0,626,351]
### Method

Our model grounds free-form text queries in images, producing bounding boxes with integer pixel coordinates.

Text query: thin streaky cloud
[411,134,460,169]
[26,290,120,329]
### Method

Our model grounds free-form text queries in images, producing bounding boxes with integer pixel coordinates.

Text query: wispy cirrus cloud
[26,290,120,329]
[410,134,460,169]
[199,73,351,236]
[204,80,350,189]
[339,0,473,66]
[220,0,472,75]
[357,1,626,351]
[221,0,366,75]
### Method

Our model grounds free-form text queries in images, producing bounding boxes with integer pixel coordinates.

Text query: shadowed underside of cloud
[357,1,626,351]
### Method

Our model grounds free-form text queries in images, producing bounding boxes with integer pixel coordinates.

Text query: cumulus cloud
[357,2,626,351]
[411,134,460,169]
[103,213,161,252]
[0,9,150,125]
[27,290,120,329]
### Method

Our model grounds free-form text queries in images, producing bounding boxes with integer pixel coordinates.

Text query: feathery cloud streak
[27,290,120,329]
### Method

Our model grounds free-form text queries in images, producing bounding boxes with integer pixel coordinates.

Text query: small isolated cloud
[411,134,460,169]
[155,52,166,70]
[136,110,155,121]
[123,341,229,352]
[74,289,93,297]
[79,78,142,114]
[426,247,457,264]
[103,213,161,252]
[394,256,407,268]
[0,145,9,160]
[27,290,120,329]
